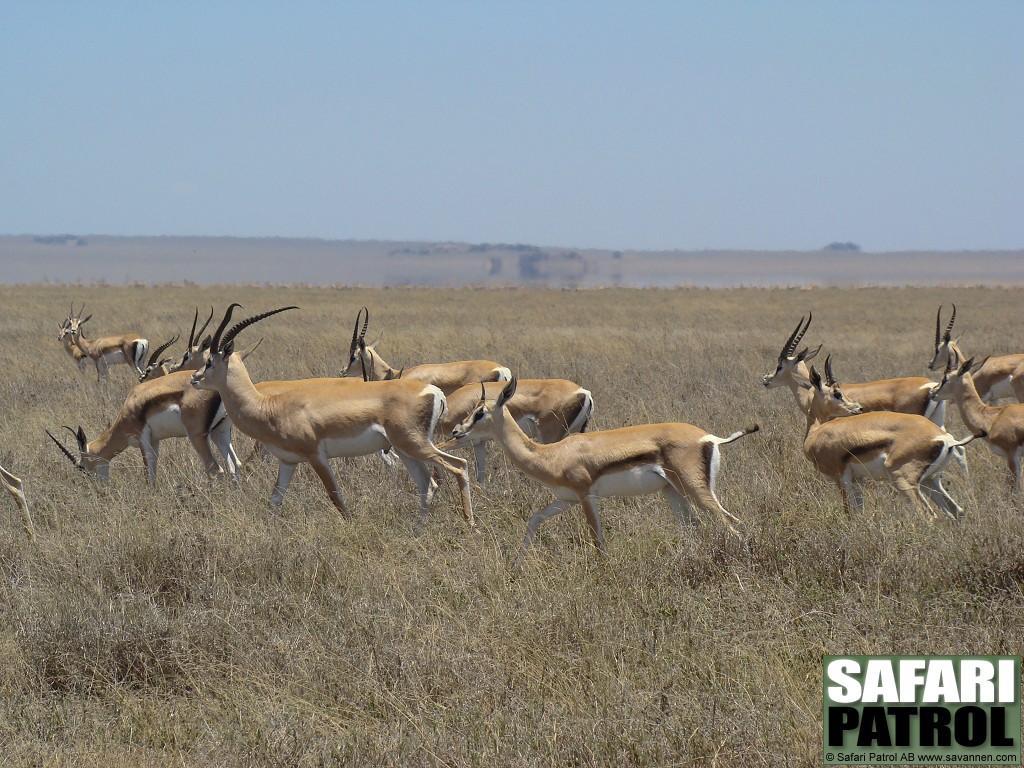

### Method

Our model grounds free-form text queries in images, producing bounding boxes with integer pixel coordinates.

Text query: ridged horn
[220,306,298,352]
[146,334,179,368]
[195,306,214,346]
[944,303,956,343]
[210,303,242,352]
[350,307,368,358]
[47,429,81,468]
[824,354,837,387]
[780,313,812,362]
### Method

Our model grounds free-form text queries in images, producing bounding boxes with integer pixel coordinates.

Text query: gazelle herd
[6,299,1021,565]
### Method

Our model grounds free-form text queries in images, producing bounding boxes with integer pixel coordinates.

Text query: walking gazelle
[190,304,475,524]
[452,378,757,566]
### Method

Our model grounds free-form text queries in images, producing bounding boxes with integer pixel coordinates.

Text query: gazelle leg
[397,453,435,520]
[661,486,695,526]
[308,456,350,518]
[473,441,487,484]
[893,471,933,518]
[921,475,961,520]
[514,499,570,568]
[139,426,159,484]
[271,462,298,507]
[186,428,222,479]
[0,466,34,541]
[210,420,238,481]
[581,495,606,556]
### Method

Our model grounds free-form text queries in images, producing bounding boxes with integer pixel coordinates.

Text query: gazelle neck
[489,401,549,475]
[788,360,814,413]
[952,372,996,437]
[216,354,273,428]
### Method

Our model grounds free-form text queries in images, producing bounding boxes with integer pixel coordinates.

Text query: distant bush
[823,241,861,252]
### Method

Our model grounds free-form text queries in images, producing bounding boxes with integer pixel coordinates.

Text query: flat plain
[2,283,1023,767]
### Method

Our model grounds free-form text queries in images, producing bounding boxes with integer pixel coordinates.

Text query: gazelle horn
[146,334,180,368]
[824,354,837,387]
[46,429,82,468]
[780,312,812,362]
[220,306,299,352]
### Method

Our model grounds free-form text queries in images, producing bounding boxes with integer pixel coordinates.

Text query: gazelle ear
[808,366,823,391]
[799,343,823,363]
[496,377,517,407]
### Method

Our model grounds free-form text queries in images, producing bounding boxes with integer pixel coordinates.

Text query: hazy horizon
[2,3,1021,253]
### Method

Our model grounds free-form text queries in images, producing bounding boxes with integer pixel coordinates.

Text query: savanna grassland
[2,284,1024,767]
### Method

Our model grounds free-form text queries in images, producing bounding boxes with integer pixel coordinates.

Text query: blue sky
[1,2,1020,251]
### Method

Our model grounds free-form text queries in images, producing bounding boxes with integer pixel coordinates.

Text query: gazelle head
[138,334,180,382]
[762,313,822,388]
[452,378,518,441]
[64,302,92,340]
[171,306,215,372]
[46,425,109,479]
[342,306,380,379]
[932,356,984,402]
[190,304,298,391]
[803,356,864,423]
[928,304,961,371]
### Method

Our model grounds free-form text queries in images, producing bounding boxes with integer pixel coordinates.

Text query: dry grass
[2,284,1023,767]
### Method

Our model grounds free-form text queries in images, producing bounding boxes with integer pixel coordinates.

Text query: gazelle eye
[834,391,843,400]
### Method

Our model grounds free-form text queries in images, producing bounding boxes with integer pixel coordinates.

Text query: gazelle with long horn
[440,379,593,482]
[46,370,240,483]
[452,378,757,566]
[0,463,35,540]
[933,356,1024,491]
[763,313,946,425]
[138,334,181,382]
[799,357,979,519]
[343,307,511,395]
[58,305,90,373]
[190,304,474,524]
[929,304,1024,403]
[65,302,150,380]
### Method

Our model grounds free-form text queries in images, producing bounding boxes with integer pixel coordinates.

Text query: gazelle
[343,307,511,395]
[929,304,1024,403]
[65,303,149,380]
[47,369,240,483]
[799,358,979,519]
[58,314,90,374]
[763,313,945,425]
[138,334,181,381]
[452,378,757,566]
[0,463,34,540]
[190,304,474,524]
[933,357,1024,491]
[440,379,593,482]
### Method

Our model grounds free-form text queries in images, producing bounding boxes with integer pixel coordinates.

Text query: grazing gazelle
[343,307,511,395]
[65,303,149,380]
[47,369,240,483]
[440,378,593,482]
[929,304,1024,403]
[799,357,979,519]
[763,313,945,424]
[0,463,34,540]
[452,378,757,566]
[190,304,474,524]
[933,357,1024,491]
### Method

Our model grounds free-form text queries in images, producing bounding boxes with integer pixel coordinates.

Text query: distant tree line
[34,234,87,246]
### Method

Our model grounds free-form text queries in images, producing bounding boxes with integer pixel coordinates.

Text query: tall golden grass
[1,284,1022,767]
